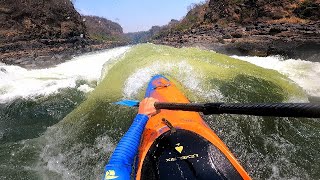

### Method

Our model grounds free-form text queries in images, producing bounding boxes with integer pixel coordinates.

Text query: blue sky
[74,0,205,33]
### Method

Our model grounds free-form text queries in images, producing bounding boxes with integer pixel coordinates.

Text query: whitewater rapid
[232,55,320,97]
[1,44,319,180]
[0,47,318,104]
[0,47,130,103]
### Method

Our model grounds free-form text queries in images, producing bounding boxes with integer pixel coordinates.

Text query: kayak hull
[135,75,250,180]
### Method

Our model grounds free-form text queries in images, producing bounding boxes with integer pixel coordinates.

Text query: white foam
[77,84,94,94]
[37,127,115,179]
[124,61,224,101]
[0,130,4,140]
[0,46,130,103]
[232,55,320,97]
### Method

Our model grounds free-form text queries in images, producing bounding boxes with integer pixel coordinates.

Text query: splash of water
[0,47,130,103]
[232,55,320,97]
[1,44,317,180]
[124,60,224,100]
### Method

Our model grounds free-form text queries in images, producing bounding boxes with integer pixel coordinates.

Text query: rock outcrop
[83,15,124,41]
[0,0,126,68]
[0,0,86,42]
[153,0,320,61]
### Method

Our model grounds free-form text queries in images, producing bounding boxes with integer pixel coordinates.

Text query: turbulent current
[0,44,319,179]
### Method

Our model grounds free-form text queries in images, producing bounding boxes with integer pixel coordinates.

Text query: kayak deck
[135,75,250,180]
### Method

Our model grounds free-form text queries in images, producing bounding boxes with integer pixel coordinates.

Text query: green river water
[0,44,319,179]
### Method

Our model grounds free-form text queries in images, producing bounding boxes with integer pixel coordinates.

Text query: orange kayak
[135,75,251,180]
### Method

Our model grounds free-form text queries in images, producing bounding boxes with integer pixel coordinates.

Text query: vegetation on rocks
[152,0,320,60]
[83,15,127,42]
[0,0,127,68]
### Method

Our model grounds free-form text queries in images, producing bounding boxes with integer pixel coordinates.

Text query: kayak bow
[135,75,251,180]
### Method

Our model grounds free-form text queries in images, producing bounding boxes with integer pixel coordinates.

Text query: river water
[0,44,319,179]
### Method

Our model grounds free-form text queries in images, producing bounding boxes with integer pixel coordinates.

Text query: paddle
[115,100,320,118]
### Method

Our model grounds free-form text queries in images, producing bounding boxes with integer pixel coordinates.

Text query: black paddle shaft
[154,102,320,118]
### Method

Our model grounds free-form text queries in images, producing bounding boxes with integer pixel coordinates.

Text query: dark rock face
[0,0,86,43]
[208,0,320,23]
[205,0,303,24]
[153,0,320,61]
[0,0,127,68]
[294,0,320,20]
[0,0,87,67]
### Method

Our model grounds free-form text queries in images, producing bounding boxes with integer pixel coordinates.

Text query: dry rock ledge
[152,0,320,61]
[153,21,320,61]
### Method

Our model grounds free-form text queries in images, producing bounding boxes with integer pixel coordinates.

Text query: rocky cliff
[204,0,320,23]
[125,26,162,44]
[0,0,126,68]
[83,15,125,41]
[153,0,320,61]
[0,0,86,43]
[125,19,180,44]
